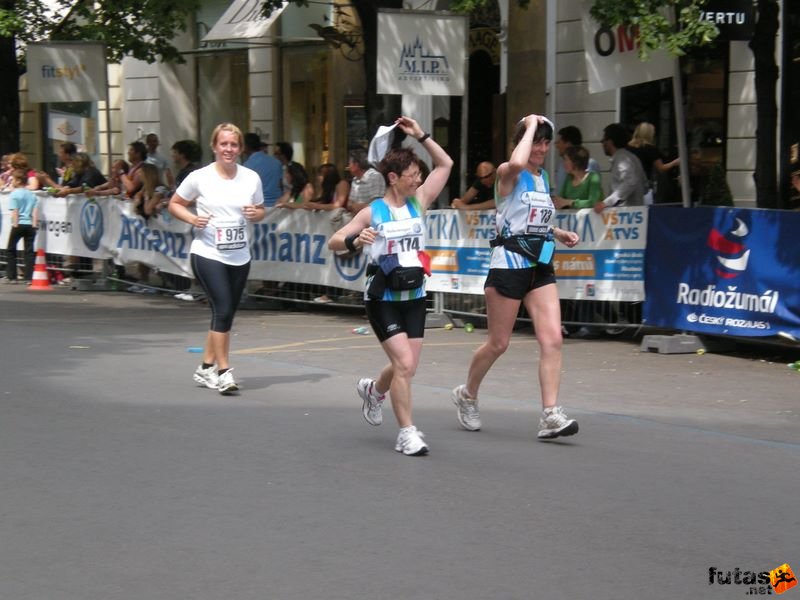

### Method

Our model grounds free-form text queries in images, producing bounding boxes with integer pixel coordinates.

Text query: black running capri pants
[190,253,251,333]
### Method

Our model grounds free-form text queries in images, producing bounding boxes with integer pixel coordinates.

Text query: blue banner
[643,206,800,337]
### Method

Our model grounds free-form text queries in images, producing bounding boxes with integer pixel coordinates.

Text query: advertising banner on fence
[643,206,800,337]
[552,207,647,301]
[1,195,646,300]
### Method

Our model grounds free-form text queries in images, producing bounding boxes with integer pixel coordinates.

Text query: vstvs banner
[643,206,800,337]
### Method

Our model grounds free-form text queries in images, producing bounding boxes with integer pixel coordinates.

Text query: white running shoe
[193,364,218,389]
[452,384,481,431]
[357,378,384,426]
[217,369,239,395]
[394,426,429,456]
[538,406,579,440]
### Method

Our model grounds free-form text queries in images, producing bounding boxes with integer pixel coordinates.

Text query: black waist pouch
[490,234,552,264]
[386,266,424,291]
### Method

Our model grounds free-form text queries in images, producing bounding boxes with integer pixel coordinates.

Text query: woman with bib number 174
[329,116,453,457]
[168,123,265,395]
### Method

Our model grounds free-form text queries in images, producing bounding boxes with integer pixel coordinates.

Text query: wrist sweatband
[345,234,358,253]
[417,132,431,143]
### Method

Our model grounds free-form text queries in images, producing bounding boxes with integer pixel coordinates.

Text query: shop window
[621,43,728,203]
[197,51,250,163]
[41,102,98,179]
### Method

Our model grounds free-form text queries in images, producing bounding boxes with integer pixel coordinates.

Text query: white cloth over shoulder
[368,124,398,165]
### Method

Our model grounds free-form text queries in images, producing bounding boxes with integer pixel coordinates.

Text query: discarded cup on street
[352,327,370,335]
[443,323,454,330]
[464,323,474,333]
[187,347,203,353]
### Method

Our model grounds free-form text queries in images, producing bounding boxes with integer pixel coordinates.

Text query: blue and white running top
[490,169,555,269]
[366,197,426,302]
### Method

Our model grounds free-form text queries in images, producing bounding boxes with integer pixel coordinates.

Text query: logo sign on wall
[26,42,108,103]
[699,0,754,41]
[581,0,674,94]
[377,10,467,96]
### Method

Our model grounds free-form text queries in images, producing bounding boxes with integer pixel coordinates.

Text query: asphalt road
[1,286,797,600]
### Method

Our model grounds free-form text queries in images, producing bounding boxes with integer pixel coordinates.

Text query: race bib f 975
[214,218,247,251]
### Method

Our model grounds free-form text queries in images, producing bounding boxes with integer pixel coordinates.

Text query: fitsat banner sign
[581,0,674,94]
[27,42,107,103]
[643,206,800,338]
[376,10,467,96]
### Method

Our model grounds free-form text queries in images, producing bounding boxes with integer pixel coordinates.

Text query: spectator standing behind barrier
[451,161,497,210]
[37,142,76,188]
[145,133,173,188]
[171,140,202,189]
[328,116,454,456]
[5,153,40,191]
[243,133,283,207]
[120,141,147,198]
[627,122,680,204]
[345,149,386,215]
[3,169,39,284]
[168,122,266,395]
[451,115,581,441]
[274,162,314,207]
[594,123,647,213]
[552,146,603,209]
[55,153,107,196]
[553,126,599,193]
[273,141,301,195]
[302,163,350,212]
[86,160,128,198]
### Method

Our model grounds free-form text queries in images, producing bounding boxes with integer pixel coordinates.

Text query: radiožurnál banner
[643,206,800,337]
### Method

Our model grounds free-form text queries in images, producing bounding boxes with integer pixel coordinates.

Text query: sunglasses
[477,171,495,180]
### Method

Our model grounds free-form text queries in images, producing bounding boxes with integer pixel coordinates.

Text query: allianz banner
[643,206,800,337]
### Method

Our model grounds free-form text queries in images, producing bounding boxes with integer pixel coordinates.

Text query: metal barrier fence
[0,248,642,336]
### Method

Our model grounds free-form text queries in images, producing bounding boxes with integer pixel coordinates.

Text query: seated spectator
[302,163,350,211]
[275,162,314,207]
[451,161,496,210]
[86,159,129,198]
[5,153,40,190]
[120,141,147,198]
[552,146,603,209]
[171,140,202,189]
[55,153,107,196]
[345,149,385,214]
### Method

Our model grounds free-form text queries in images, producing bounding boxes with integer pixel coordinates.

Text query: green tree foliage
[589,0,718,58]
[0,0,198,153]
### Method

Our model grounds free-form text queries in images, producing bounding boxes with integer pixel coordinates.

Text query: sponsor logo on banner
[707,217,750,279]
[333,252,367,282]
[80,200,104,251]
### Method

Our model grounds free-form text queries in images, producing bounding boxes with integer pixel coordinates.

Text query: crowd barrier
[1,192,798,339]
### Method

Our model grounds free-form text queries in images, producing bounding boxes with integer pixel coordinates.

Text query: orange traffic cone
[29,249,53,291]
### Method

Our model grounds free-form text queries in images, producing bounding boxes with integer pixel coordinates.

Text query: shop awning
[202,0,287,43]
